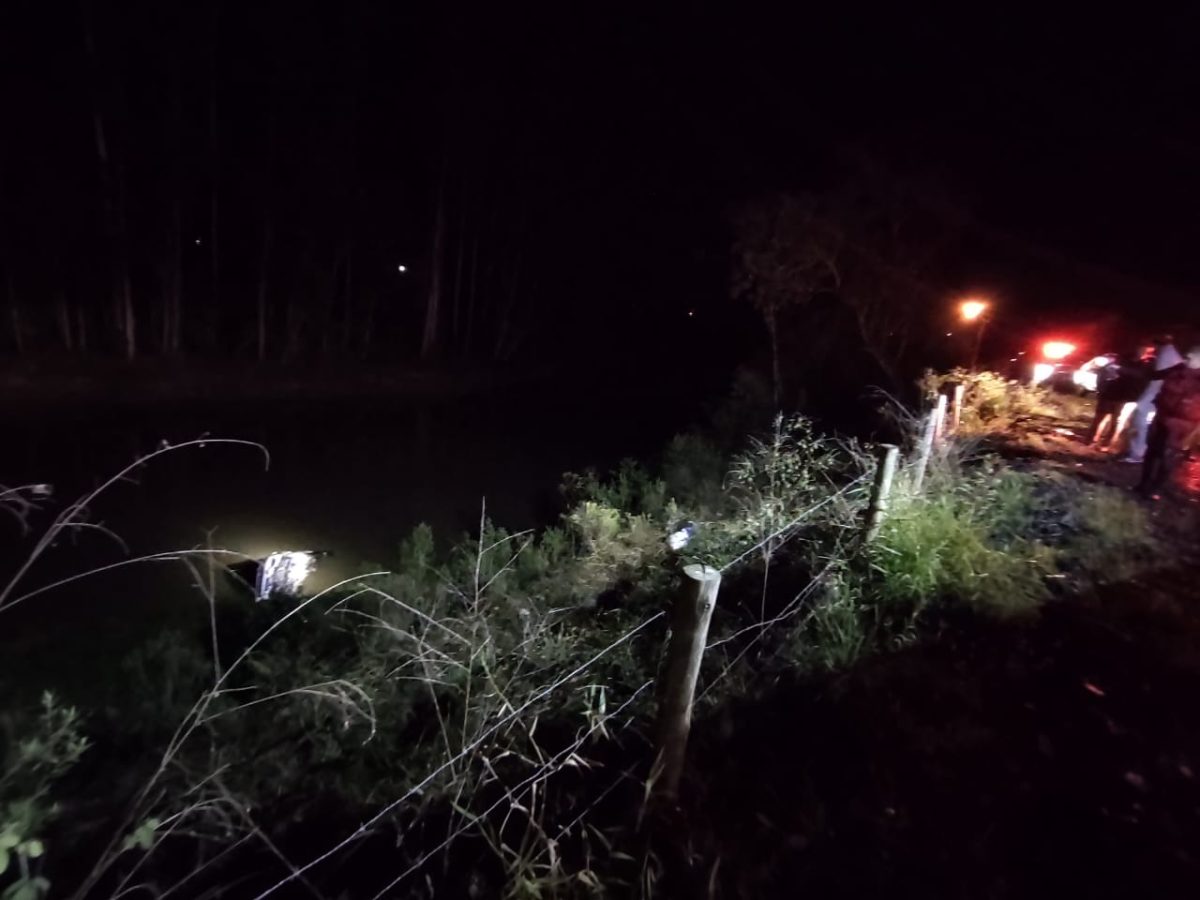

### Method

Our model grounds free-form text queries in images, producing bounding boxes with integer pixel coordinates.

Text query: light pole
[959,299,989,371]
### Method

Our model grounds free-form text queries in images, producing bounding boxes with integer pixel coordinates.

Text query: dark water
[0,381,702,692]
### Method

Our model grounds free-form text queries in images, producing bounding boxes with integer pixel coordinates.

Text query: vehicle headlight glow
[1032,362,1055,385]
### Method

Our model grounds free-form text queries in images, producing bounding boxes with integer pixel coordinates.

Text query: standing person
[1137,345,1200,496]
[1088,351,1147,449]
[1123,336,1184,463]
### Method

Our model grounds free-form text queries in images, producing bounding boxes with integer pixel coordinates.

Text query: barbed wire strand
[550,762,640,845]
[717,473,868,575]
[253,611,665,900]
[368,680,654,899]
[697,553,845,704]
[704,556,835,653]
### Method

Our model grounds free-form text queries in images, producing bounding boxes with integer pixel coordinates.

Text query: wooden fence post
[863,443,900,542]
[654,563,721,800]
[912,393,947,494]
[951,382,965,434]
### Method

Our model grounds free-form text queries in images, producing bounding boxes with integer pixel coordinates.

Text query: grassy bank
[0,376,1169,899]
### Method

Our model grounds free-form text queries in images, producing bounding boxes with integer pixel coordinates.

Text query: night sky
[3,4,1198,369]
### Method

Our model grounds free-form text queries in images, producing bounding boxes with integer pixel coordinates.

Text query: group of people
[1087,336,1200,497]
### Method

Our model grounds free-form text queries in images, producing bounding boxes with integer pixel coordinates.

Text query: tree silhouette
[732,194,841,408]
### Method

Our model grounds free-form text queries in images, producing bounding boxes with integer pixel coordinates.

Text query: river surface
[0,380,704,686]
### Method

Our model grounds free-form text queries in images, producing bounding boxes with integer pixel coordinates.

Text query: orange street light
[960,299,988,321]
[957,298,990,370]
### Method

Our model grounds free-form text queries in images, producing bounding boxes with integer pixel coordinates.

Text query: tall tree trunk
[340,240,355,354]
[256,216,272,361]
[110,163,135,359]
[766,308,782,410]
[165,52,184,355]
[493,198,528,361]
[76,305,87,352]
[321,255,339,357]
[450,228,465,354]
[84,2,135,360]
[159,192,182,355]
[208,7,221,329]
[0,143,23,354]
[450,191,467,353]
[115,221,135,359]
[257,56,278,363]
[55,288,74,351]
[335,2,363,360]
[166,194,182,353]
[360,290,375,359]
[463,229,481,357]
[420,175,447,361]
[494,247,524,361]
[284,299,303,361]
[4,267,22,354]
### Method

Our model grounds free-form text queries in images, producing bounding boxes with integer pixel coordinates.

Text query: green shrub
[870,492,1051,618]
[118,631,211,741]
[787,568,876,672]
[567,502,670,597]
[711,367,775,445]
[692,414,867,569]
[561,459,670,521]
[727,415,839,531]
[662,432,729,513]
[864,454,1157,623]
[1,693,89,900]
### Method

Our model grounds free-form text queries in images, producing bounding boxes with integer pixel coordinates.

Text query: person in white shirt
[1123,336,1184,463]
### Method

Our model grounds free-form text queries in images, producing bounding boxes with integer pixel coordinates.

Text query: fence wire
[254,609,666,899]
[716,472,869,575]
[367,680,655,899]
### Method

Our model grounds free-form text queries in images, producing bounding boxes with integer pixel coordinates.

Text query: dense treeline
[1,3,714,365]
[6,3,1180,384]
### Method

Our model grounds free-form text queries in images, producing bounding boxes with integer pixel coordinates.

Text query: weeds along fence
[1,399,964,899]
[651,386,963,799]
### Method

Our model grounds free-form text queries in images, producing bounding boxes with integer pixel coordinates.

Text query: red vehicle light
[1041,341,1076,361]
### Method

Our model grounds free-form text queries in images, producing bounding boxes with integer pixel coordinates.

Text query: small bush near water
[0,386,1162,898]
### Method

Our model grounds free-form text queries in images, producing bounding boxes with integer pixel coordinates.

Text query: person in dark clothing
[1124,336,1184,462]
[1087,352,1148,449]
[1137,345,1200,496]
